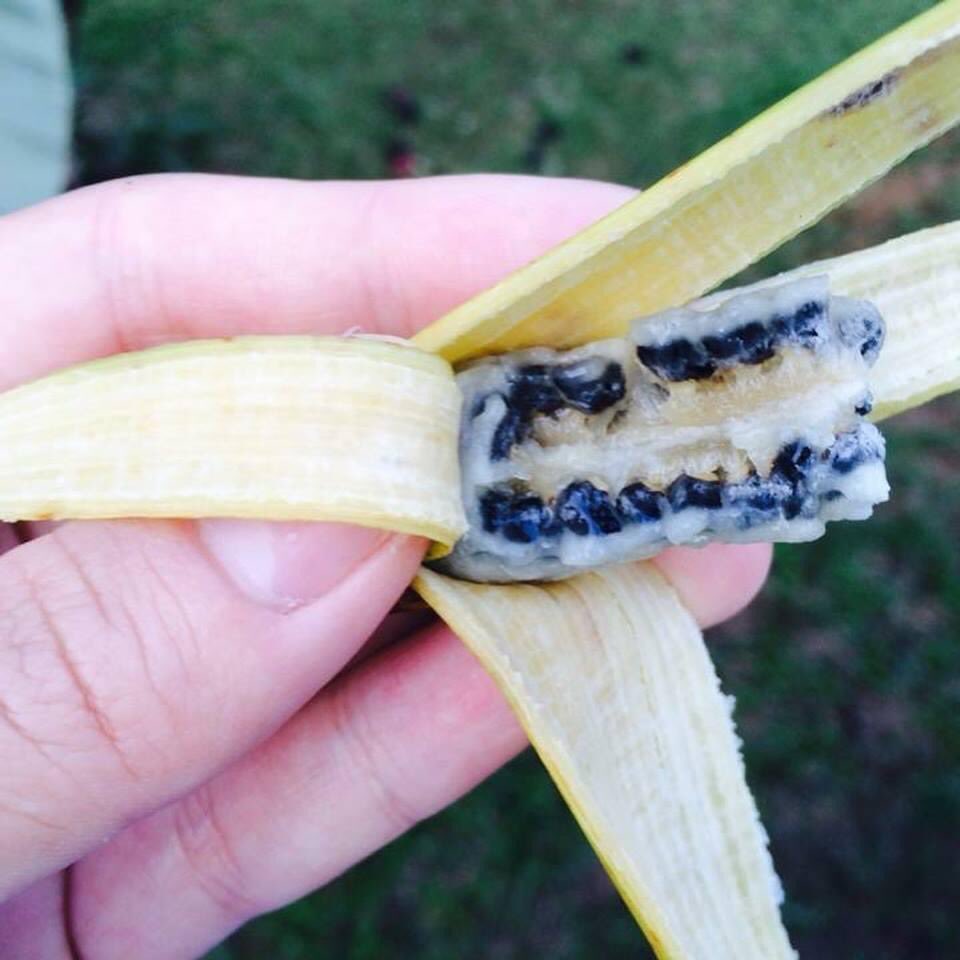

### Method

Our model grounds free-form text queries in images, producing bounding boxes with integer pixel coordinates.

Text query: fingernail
[197,519,391,611]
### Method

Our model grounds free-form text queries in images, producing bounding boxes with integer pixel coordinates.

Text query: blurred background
[4,0,960,956]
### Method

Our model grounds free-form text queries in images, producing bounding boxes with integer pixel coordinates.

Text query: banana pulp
[437,278,888,583]
[2,4,960,958]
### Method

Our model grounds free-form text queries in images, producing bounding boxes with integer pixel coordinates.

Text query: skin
[0,174,771,959]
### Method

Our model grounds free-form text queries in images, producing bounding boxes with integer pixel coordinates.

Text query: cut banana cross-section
[437,277,888,582]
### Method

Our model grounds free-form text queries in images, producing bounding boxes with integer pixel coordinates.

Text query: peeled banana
[437,278,888,582]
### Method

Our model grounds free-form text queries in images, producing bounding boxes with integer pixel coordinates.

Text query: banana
[0,223,954,534]
[437,279,888,583]
[2,4,960,958]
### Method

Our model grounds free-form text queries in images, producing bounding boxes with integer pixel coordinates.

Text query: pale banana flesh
[440,279,888,583]
[2,4,960,959]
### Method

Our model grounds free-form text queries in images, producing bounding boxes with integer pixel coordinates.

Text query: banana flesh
[438,279,888,583]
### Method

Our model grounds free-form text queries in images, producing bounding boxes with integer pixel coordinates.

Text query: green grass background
[70,1,960,957]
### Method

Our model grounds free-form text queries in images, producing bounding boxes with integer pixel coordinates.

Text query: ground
[71,1,960,957]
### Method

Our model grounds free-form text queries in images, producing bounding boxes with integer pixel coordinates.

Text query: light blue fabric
[0,0,73,214]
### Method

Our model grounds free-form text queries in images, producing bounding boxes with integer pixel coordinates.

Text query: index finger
[0,173,634,390]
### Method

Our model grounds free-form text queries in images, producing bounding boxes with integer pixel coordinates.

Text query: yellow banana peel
[413,0,960,364]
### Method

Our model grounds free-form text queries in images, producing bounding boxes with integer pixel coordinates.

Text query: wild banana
[2,3,960,958]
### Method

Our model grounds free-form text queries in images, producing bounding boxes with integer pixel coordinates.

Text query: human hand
[0,174,771,959]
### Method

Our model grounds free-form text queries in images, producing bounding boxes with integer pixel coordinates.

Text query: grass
[70,1,960,957]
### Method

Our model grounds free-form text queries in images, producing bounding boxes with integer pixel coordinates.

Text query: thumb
[197,518,398,610]
[0,517,423,900]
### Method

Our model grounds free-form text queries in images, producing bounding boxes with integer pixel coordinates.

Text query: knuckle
[0,528,195,783]
[87,175,185,349]
[333,684,422,835]
[172,783,261,923]
[2,536,139,778]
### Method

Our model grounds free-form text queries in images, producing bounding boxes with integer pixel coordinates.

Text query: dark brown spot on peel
[827,70,900,116]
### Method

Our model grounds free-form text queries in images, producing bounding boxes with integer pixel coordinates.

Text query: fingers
[0,174,634,389]
[0,875,70,959]
[654,542,773,627]
[0,174,774,957]
[68,552,769,959]
[72,623,523,959]
[0,518,425,900]
[0,174,636,903]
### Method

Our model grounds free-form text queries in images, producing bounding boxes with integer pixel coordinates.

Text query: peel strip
[416,564,796,960]
[413,0,960,363]
[697,221,960,421]
[0,335,467,545]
